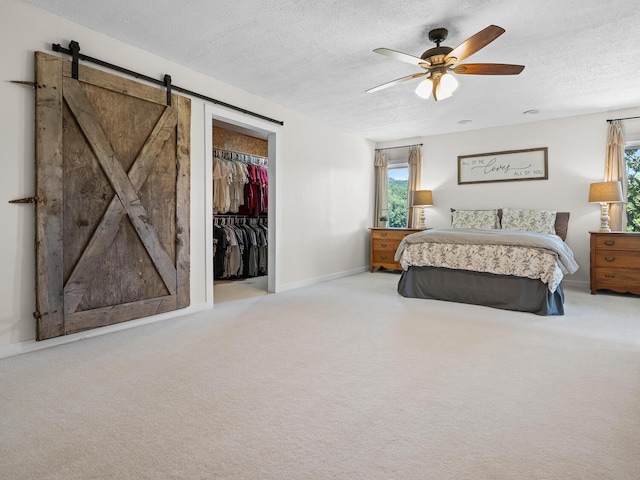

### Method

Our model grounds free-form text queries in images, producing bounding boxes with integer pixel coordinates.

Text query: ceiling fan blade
[445,25,505,64]
[373,48,430,67]
[366,72,427,93]
[453,63,525,75]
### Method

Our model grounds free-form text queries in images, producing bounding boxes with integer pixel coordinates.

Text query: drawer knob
[381,233,388,237]
[381,255,388,259]
[604,273,615,279]
[381,243,388,247]
[604,239,615,246]
[604,256,616,262]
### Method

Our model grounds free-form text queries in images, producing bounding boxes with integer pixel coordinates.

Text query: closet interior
[212,121,269,300]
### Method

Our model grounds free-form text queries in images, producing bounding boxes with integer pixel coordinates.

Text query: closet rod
[213,214,267,217]
[375,143,423,151]
[607,115,640,123]
[51,41,284,126]
[213,147,268,160]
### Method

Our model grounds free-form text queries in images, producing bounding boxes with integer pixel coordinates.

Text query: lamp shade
[588,181,623,203]
[413,189,434,206]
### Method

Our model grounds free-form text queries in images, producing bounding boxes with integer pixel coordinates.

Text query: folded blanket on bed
[395,228,579,276]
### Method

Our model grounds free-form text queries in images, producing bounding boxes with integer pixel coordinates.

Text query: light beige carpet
[1,272,639,480]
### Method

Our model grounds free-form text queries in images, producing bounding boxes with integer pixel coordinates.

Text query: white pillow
[501,208,557,234]
[451,209,500,229]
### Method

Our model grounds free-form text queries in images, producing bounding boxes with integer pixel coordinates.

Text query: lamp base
[417,207,426,229]
[599,202,611,232]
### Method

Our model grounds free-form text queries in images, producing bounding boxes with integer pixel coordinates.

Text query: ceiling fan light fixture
[434,87,452,101]
[432,74,455,101]
[439,73,458,95]
[368,25,524,102]
[415,78,433,99]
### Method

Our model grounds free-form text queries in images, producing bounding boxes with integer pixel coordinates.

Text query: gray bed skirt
[397,266,565,316]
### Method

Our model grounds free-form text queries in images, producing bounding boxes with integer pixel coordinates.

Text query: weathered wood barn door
[34,52,191,341]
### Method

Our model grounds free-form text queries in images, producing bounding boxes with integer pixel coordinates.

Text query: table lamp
[413,190,434,229]
[588,181,623,232]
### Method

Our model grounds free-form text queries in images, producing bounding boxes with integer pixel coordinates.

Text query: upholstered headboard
[553,212,570,241]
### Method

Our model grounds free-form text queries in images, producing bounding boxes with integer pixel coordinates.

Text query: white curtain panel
[407,146,422,228]
[604,121,628,231]
[374,150,388,227]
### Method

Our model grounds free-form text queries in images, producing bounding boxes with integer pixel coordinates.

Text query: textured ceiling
[21,0,640,142]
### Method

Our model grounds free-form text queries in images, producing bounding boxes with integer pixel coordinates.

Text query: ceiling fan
[366,25,524,101]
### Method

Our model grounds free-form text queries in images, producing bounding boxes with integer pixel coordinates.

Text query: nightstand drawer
[594,235,640,251]
[371,230,414,241]
[372,239,400,252]
[372,251,398,264]
[594,268,640,289]
[594,250,640,268]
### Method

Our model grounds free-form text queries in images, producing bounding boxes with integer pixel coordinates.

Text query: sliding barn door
[34,52,191,340]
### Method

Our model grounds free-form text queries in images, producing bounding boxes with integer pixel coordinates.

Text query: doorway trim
[204,104,281,305]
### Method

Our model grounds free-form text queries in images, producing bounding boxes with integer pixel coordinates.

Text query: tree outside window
[388,166,408,228]
[625,146,640,232]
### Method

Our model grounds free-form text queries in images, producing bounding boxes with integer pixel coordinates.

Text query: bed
[395,209,579,315]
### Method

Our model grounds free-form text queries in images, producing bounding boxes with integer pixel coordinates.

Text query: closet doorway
[204,105,279,306]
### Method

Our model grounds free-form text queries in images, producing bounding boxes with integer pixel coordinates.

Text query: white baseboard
[277,266,368,292]
[562,279,590,291]
[0,303,212,360]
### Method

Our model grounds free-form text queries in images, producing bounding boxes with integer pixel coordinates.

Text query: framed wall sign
[458,147,548,185]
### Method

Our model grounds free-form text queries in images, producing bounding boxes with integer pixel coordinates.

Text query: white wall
[378,110,640,286]
[0,0,374,350]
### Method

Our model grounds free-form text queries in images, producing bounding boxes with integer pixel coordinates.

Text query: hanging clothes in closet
[212,147,268,279]
[213,217,268,279]
[212,148,268,217]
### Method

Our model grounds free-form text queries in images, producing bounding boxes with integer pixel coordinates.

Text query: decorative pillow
[501,208,557,235]
[451,209,500,229]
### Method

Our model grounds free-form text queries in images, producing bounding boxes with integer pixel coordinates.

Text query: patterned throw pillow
[451,209,500,229]
[501,208,557,235]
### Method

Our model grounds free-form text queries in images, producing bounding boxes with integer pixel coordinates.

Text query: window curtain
[604,121,627,231]
[407,145,422,228]
[374,150,388,227]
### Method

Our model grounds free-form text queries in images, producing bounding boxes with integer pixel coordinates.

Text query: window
[625,145,640,232]
[388,165,408,228]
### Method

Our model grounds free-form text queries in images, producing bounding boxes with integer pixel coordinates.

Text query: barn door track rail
[49,40,284,125]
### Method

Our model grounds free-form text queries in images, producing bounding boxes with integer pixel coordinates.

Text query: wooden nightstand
[590,231,640,295]
[370,228,423,272]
